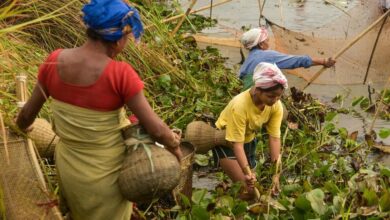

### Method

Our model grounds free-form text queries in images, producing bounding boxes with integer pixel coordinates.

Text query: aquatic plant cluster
[0,0,389,219]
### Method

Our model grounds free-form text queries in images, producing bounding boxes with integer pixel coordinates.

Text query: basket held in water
[118,123,181,203]
[184,121,230,154]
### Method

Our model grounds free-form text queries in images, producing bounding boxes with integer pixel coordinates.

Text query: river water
[174,0,389,188]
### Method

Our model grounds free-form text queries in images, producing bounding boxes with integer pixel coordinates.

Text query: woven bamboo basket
[118,124,181,203]
[184,121,229,154]
[28,118,59,158]
[172,141,195,203]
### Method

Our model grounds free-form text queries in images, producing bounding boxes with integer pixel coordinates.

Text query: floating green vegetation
[352,89,390,121]
[139,87,390,219]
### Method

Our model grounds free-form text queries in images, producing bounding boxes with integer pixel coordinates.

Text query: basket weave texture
[28,118,58,158]
[184,121,229,154]
[172,142,195,202]
[118,124,180,203]
[0,134,62,219]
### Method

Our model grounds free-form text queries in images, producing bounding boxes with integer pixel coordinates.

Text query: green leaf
[331,94,342,104]
[157,74,171,87]
[379,189,390,212]
[323,123,336,132]
[332,195,343,212]
[352,96,364,107]
[177,214,188,220]
[179,193,191,208]
[338,127,348,140]
[216,195,234,209]
[192,189,207,205]
[194,154,209,166]
[306,189,327,215]
[360,97,370,109]
[380,165,390,178]
[325,111,337,122]
[282,184,303,196]
[295,195,312,211]
[191,205,210,220]
[379,128,390,139]
[158,95,172,107]
[363,188,379,206]
[324,181,340,195]
[232,200,248,215]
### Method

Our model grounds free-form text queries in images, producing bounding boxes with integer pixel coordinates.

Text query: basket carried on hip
[118,123,181,203]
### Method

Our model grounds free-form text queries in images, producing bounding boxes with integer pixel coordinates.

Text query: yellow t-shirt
[215,89,283,143]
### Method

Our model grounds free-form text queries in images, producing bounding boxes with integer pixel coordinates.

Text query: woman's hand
[166,145,183,161]
[323,57,336,68]
[271,173,281,196]
[244,172,256,188]
[13,112,33,133]
[166,131,183,161]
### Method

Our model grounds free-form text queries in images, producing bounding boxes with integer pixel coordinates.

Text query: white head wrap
[240,27,269,50]
[253,62,288,89]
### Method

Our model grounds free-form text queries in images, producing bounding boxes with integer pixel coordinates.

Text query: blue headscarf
[82,0,144,42]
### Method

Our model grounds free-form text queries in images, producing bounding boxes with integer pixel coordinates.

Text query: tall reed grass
[1,0,240,129]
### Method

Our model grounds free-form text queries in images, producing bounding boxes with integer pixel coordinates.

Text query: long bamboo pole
[0,112,9,165]
[171,0,198,36]
[303,10,390,90]
[145,0,232,30]
[363,15,388,84]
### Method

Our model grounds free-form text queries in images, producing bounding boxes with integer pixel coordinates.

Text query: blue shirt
[239,48,313,78]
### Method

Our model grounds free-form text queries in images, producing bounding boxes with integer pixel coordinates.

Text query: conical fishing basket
[118,124,180,203]
[184,121,229,154]
[172,141,195,203]
[28,118,58,158]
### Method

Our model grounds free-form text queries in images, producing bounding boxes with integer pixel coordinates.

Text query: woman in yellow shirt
[213,62,287,199]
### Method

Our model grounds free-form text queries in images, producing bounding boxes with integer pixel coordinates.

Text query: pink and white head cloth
[240,27,269,50]
[253,62,288,89]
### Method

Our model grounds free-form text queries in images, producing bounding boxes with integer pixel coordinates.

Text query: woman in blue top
[240,27,336,90]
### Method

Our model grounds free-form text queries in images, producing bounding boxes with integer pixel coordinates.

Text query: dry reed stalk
[171,0,198,36]
[188,34,241,48]
[145,0,232,30]
[0,112,10,165]
[368,77,390,134]
[266,154,282,216]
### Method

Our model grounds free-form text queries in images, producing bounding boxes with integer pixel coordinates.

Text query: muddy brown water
[175,0,390,189]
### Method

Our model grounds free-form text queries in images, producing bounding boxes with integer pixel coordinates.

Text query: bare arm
[269,136,281,162]
[232,142,249,170]
[125,91,180,149]
[269,136,282,194]
[233,141,256,187]
[16,83,47,131]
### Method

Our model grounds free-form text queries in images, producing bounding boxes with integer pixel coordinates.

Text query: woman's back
[56,47,111,86]
[39,48,144,111]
